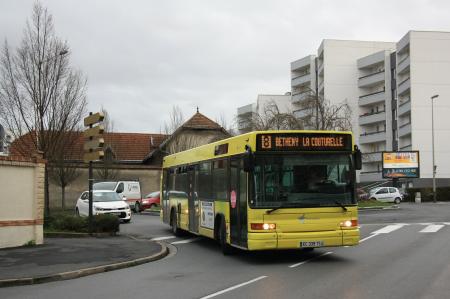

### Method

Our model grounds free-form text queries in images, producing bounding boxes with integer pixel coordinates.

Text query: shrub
[406,187,450,202]
[92,214,120,233]
[45,213,120,233]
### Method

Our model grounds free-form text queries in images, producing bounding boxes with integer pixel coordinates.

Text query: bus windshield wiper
[334,201,348,212]
[266,206,282,214]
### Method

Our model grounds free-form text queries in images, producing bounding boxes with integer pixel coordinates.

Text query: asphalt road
[2,203,450,299]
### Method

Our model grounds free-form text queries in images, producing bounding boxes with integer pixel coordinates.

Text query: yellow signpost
[83,112,105,233]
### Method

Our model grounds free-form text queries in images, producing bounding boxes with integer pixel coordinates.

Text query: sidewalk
[0,236,167,287]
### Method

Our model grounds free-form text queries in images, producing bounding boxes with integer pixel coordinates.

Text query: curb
[358,205,399,211]
[44,232,116,238]
[0,241,168,288]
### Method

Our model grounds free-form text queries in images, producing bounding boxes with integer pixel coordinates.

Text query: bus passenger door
[230,158,248,248]
[188,166,199,233]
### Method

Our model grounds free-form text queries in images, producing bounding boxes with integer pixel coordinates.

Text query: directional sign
[83,150,104,163]
[83,125,104,139]
[84,112,105,127]
[83,137,105,151]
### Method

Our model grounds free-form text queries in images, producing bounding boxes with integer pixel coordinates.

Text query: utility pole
[431,94,439,203]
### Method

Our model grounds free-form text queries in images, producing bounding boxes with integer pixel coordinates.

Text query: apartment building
[237,94,291,134]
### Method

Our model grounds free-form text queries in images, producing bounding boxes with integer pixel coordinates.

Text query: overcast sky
[1,0,449,133]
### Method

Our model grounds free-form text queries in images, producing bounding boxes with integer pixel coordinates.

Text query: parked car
[369,187,402,204]
[75,190,132,222]
[93,181,142,213]
[141,191,160,210]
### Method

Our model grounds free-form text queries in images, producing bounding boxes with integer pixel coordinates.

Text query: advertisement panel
[382,151,420,178]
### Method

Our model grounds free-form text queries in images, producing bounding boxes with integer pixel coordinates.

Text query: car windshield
[146,192,159,198]
[93,192,122,202]
[251,154,355,208]
[93,182,116,191]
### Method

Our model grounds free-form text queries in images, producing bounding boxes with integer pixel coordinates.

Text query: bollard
[415,192,421,203]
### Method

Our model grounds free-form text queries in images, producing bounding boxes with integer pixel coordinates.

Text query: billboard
[382,151,420,178]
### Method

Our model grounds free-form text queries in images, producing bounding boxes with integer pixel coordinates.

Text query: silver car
[369,187,402,204]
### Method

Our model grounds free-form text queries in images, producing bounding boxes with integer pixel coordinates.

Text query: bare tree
[237,101,304,132]
[0,3,87,215]
[298,91,352,131]
[95,107,120,180]
[164,105,184,135]
[48,131,81,210]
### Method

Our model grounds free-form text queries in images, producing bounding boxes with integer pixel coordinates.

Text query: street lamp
[431,94,439,203]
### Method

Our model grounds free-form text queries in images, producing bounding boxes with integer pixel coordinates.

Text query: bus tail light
[340,220,358,228]
[251,223,276,230]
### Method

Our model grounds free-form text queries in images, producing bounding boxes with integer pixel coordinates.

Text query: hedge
[45,213,120,233]
[405,187,450,202]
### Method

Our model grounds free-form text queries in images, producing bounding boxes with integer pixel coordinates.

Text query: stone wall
[0,155,45,248]
[49,165,161,209]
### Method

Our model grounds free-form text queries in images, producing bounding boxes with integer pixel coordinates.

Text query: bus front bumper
[247,229,360,250]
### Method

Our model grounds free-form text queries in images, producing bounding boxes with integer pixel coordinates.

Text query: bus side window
[198,162,212,200]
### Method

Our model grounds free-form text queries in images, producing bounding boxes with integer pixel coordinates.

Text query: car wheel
[123,219,131,223]
[370,197,377,201]
[171,210,182,237]
[219,217,233,255]
[75,208,80,216]
[134,202,140,213]
[394,197,401,204]
[150,203,155,209]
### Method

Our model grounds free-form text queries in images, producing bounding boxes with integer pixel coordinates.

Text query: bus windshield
[251,154,355,208]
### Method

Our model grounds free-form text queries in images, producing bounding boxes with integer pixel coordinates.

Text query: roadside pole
[83,112,105,234]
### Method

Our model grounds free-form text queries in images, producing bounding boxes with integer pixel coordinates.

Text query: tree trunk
[61,185,66,210]
[45,164,50,217]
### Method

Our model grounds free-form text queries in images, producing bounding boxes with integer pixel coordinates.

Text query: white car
[75,190,132,223]
[369,187,402,204]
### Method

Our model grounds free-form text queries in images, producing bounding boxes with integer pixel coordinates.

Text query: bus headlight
[340,220,358,228]
[251,223,276,230]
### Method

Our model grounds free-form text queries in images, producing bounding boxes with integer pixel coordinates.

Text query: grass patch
[358,200,393,208]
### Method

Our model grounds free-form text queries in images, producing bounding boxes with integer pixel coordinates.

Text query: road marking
[359,234,379,243]
[200,276,267,299]
[171,237,201,244]
[289,251,333,268]
[420,224,445,233]
[151,236,176,241]
[371,224,405,234]
[444,223,450,225]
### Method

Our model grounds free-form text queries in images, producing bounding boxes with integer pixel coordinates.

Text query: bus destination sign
[256,133,352,152]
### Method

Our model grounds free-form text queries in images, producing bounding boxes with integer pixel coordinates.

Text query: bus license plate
[301,241,324,248]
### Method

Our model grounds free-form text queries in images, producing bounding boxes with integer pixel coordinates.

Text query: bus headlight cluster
[251,223,276,230]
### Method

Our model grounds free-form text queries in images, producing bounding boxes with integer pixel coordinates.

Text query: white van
[93,181,142,212]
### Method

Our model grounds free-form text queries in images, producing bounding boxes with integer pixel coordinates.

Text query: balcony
[358,70,385,88]
[397,77,410,96]
[237,103,255,116]
[400,144,412,151]
[293,108,312,119]
[291,56,314,71]
[291,91,311,104]
[359,90,385,107]
[291,73,311,87]
[358,51,386,69]
[362,151,383,163]
[359,131,386,144]
[359,111,386,126]
[397,56,410,75]
[398,122,411,137]
[398,100,411,116]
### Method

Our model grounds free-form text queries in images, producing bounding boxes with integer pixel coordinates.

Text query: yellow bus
[161,130,362,254]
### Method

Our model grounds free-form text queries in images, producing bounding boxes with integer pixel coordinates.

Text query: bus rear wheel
[219,218,233,255]
[171,211,182,237]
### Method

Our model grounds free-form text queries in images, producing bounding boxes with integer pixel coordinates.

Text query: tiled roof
[10,131,167,162]
[182,112,223,130]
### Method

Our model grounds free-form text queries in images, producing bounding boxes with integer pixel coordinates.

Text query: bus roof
[162,130,354,168]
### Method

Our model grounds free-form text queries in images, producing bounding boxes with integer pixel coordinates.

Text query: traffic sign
[83,137,105,151]
[83,125,104,138]
[84,112,105,127]
[83,150,104,163]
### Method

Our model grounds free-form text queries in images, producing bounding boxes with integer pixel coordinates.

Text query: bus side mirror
[243,145,254,172]
[354,146,362,170]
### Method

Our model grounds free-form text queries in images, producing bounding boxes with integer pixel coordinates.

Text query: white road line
[200,276,267,299]
[359,234,379,243]
[151,236,176,241]
[289,251,333,268]
[444,223,450,225]
[371,224,405,234]
[420,224,445,233]
[171,237,201,244]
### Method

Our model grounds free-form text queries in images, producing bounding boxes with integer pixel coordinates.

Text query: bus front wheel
[171,211,182,237]
[219,218,233,255]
